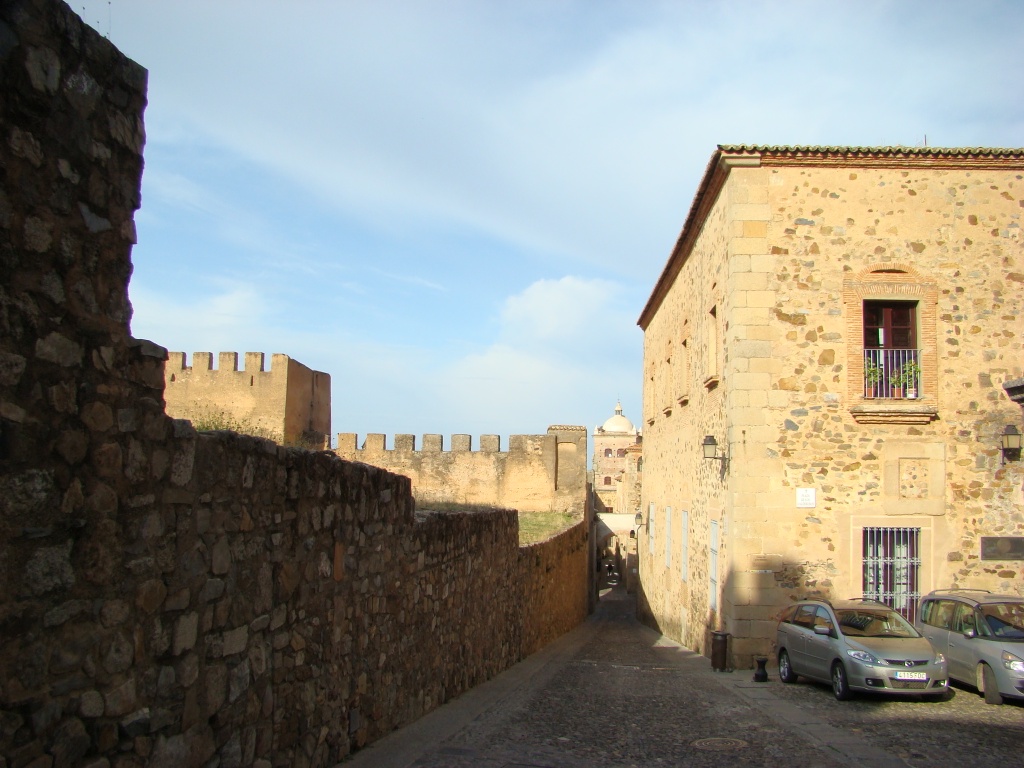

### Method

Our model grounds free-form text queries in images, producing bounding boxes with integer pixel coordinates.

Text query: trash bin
[711,631,731,672]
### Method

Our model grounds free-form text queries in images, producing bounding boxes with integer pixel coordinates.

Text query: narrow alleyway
[338,574,914,767]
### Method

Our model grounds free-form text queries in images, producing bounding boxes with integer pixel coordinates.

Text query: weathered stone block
[172,613,198,656]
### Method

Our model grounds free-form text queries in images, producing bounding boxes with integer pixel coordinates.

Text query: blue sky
[76,0,1024,447]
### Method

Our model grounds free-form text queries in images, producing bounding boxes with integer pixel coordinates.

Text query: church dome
[597,401,636,434]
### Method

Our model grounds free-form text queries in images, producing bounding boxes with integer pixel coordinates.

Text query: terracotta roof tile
[717,144,1024,158]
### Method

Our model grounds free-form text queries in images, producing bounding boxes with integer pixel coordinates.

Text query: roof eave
[637,147,759,329]
[637,145,1024,330]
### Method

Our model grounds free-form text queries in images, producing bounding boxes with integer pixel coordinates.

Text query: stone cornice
[850,403,940,425]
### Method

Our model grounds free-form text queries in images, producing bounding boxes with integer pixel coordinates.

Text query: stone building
[635,144,1024,668]
[164,351,331,447]
[592,402,641,514]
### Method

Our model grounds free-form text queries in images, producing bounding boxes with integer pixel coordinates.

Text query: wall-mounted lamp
[634,511,645,528]
[702,435,726,461]
[1001,425,1022,464]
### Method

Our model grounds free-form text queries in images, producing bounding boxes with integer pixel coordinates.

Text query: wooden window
[864,301,917,350]
[709,520,719,611]
[664,506,672,568]
[680,510,688,582]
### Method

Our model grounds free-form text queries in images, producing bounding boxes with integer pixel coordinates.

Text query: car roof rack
[792,596,833,606]
[930,588,992,594]
[843,597,889,604]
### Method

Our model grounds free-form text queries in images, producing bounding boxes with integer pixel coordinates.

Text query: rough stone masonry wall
[638,177,732,655]
[520,521,590,657]
[0,3,591,765]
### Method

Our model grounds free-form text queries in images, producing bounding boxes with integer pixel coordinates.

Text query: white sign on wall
[796,488,816,508]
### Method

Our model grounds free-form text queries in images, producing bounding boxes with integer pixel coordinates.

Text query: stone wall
[520,521,590,656]
[0,2,591,765]
[336,426,589,516]
[165,352,331,448]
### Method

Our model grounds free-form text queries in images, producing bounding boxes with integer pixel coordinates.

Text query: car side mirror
[813,625,832,636]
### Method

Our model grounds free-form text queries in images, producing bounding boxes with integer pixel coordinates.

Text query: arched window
[616,448,626,457]
[603,476,612,485]
[604,448,613,457]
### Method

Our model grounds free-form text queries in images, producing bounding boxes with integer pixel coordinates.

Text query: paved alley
[338,575,1024,767]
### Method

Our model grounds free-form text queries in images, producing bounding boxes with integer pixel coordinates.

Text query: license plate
[894,671,927,680]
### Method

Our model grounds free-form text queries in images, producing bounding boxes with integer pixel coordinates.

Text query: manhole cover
[691,737,748,751]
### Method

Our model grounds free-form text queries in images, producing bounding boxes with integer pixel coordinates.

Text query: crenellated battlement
[164,351,331,446]
[337,432,523,454]
[166,350,291,375]
[336,426,588,514]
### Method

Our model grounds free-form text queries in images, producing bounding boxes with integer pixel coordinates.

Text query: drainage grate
[691,737,748,751]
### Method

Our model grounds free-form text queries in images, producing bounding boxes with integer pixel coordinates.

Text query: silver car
[917,589,1024,704]
[776,598,948,700]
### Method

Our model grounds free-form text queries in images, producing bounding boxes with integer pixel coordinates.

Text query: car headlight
[847,649,881,664]
[934,652,946,664]
[1002,650,1024,673]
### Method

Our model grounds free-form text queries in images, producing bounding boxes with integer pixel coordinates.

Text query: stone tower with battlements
[164,351,330,447]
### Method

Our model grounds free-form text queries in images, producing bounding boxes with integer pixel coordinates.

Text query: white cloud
[429,276,642,435]
[500,276,620,346]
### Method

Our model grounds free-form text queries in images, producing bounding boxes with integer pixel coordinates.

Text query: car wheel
[831,661,852,701]
[778,650,798,684]
[979,663,1004,706]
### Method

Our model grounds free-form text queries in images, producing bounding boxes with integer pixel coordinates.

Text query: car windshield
[980,603,1024,641]
[835,608,919,638]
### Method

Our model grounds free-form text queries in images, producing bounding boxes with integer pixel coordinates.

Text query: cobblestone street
[339,578,1023,767]
[763,670,1024,767]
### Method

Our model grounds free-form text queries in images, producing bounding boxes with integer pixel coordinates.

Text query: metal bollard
[711,631,731,672]
[752,656,769,682]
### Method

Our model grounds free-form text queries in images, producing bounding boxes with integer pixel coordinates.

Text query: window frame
[680,509,689,582]
[845,265,938,424]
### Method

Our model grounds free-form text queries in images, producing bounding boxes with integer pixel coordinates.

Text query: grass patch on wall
[517,511,578,545]
[184,409,279,441]
[413,503,579,545]
[181,409,327,450]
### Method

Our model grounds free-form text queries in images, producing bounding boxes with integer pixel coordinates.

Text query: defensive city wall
[336,427,589,516]
[164,351,331,449]
[0,3,590,765]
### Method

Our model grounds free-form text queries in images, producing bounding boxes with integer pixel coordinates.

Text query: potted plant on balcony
[864,359,883,398]
[889,368,905,399]
[901,360,921,399]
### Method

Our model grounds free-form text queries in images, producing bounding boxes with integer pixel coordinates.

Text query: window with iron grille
[862,527,921,622]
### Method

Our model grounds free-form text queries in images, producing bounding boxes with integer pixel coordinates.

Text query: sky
[75,0,1024,449]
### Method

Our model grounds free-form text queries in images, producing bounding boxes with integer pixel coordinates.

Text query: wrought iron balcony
[863,349,921,399]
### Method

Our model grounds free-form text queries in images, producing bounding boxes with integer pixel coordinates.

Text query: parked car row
[775,589,1024,704]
